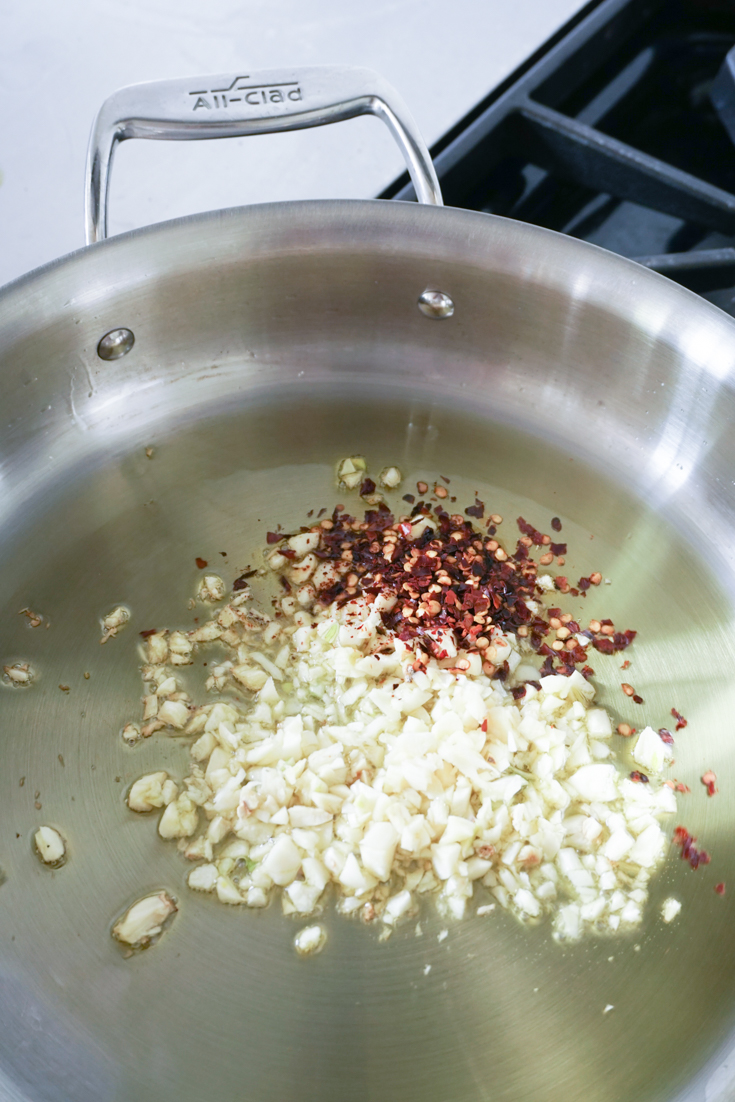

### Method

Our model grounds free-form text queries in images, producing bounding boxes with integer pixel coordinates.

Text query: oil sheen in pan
[0,392,732,1102]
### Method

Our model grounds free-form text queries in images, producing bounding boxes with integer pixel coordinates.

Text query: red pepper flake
[517,516,545,546]
[549,542,567,556]
[592,629,636,655]
[232,569,257,590]
[715,882,726,895]
[664,779,691,793]
[265,532,281,545]
[195,557,208,569]
[402,494,415,504]
[621,660,630,670]
[701,770,717,797]
[139,628,158,638]
[671,708,688,731]
[658,728,674,745]
[673,825,711,870]
[550,517,562,532]
[630,771,649,783]
[481,719,487,733]
[286,495,636,679]
[359,478,377,496]
[632,694,644,705]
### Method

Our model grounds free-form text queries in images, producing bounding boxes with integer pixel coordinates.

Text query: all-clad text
[189,76,302,111]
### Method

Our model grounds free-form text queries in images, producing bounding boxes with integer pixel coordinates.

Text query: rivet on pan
[97,328,135,361]
[417,290,454,319]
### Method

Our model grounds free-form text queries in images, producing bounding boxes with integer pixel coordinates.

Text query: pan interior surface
[1,385,734,1102]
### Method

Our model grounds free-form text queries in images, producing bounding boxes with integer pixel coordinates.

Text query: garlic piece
[3,662,34,686]
[158,795,198,839]
[294,924,326,957]
[121,722,142,744]
[128,772,177,813]
[197,575,226,603]
[337,455,367,489]
[379,465,402,489]
[188,864,218,892]
[34,826,66,865]
[100,605,130,643]
[112,891,177,947]
[661,897,682,923]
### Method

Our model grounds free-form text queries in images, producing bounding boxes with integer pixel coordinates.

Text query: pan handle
[85,65,442,243]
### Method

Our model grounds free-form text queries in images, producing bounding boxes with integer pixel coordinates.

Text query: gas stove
[383,0,735,318]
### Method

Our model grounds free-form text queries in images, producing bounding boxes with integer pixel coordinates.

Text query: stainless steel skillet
[1,66,735,1102]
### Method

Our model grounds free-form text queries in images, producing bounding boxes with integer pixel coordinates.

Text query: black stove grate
[382,0,735,317]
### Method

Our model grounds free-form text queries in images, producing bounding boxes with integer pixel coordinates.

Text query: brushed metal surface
[1,200,735,1101]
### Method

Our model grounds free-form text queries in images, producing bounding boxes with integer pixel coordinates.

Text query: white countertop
[0,0,585,287]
